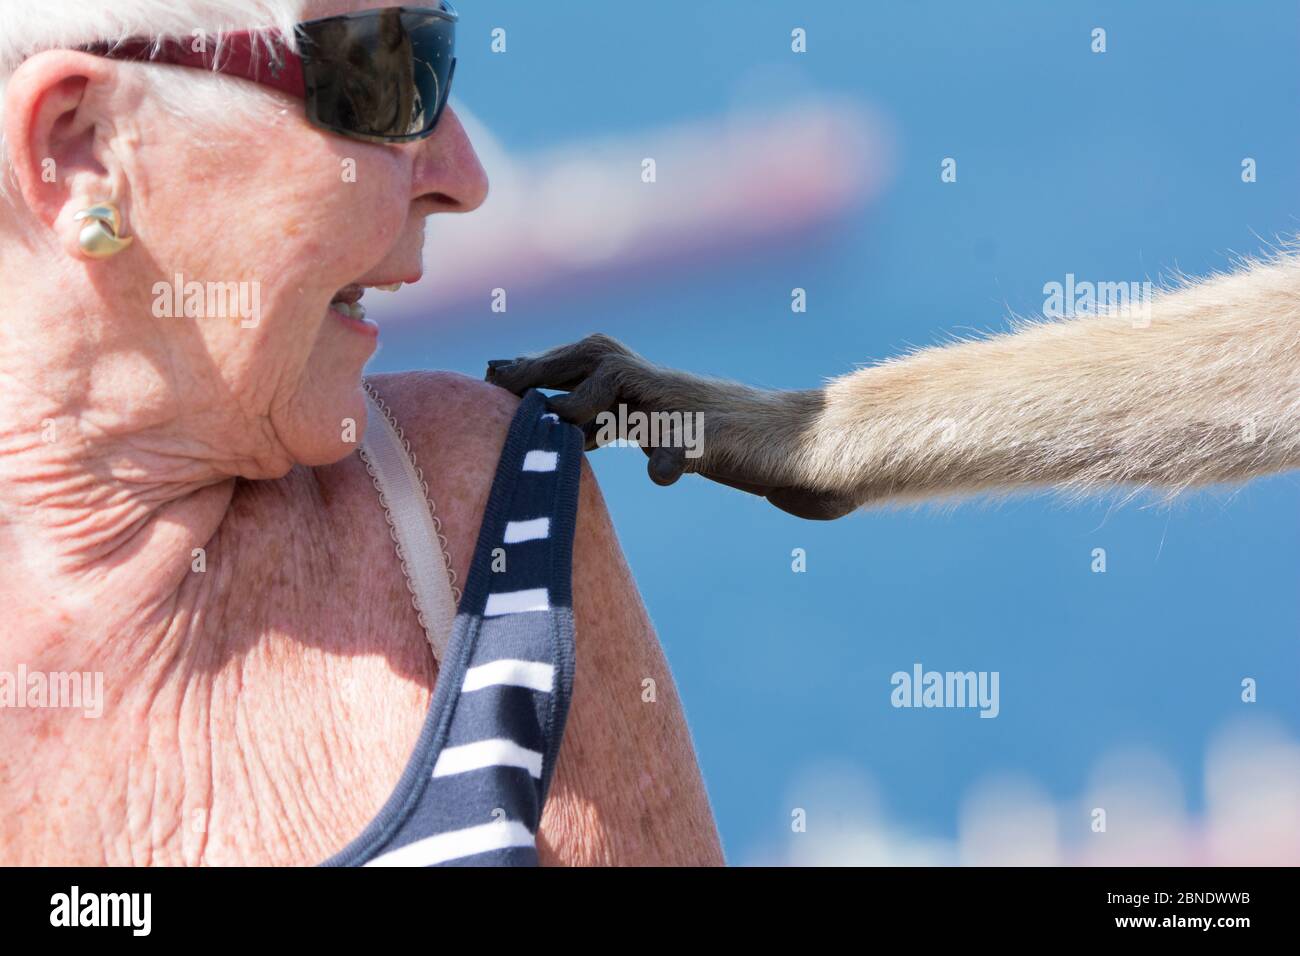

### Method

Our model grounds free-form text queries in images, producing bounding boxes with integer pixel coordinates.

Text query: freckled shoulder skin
[356,371,725,866]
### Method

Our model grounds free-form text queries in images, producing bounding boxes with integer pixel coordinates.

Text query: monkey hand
[485,334,859,520]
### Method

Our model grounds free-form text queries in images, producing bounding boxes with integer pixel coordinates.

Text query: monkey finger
[647,444,688,486]
[484,357,530,393]
[545,368,621,425]
[485,352,593,395]
[485,334,632,395]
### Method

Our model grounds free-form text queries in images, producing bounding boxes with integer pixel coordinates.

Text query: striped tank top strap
[336,389,581,867]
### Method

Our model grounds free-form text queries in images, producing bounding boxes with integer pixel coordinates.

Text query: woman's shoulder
[365,369,521,463]
[342,370,725,864]
[358,370,524,593]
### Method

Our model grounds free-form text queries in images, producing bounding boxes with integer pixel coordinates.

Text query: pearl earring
[74,202,133,259]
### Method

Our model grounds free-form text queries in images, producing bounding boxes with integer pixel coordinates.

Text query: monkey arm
[486,256,1300,518]
[815,256,1300,507]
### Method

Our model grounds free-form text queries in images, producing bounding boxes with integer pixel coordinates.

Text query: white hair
[0,0,309,200]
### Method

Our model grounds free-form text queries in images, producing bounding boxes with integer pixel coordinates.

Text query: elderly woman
[0,0,722,866]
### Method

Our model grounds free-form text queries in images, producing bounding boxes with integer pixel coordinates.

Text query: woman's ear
[4,50,126,249]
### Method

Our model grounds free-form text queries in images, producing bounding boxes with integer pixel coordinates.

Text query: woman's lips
[329,293,378,337]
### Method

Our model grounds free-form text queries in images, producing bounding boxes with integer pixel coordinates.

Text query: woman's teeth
[331,284,403,315]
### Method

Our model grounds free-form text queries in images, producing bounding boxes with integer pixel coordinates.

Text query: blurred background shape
[748,718,1300,866]
[380,98,891,316]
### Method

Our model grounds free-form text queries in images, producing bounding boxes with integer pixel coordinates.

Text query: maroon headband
[83,33,306,99]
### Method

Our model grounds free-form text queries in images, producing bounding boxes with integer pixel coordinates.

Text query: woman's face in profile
[111,0,487,471]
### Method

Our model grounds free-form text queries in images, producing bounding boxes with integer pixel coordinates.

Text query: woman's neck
[0,321,294,643]
[0,435,230,861]
[0,377,408,864]
[0,422,234,648]
[0,424,435,865]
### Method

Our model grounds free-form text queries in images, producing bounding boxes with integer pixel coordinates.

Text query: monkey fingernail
[485,359,517,381]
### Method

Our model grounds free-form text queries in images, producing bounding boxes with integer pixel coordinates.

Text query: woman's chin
[279,385,372,468]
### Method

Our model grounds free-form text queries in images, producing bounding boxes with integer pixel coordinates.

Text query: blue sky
[370,1,1300,862]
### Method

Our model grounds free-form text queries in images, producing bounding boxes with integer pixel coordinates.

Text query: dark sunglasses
[83,3,457,145]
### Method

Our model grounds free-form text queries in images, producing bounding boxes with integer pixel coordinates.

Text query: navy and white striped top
[322,388,580,867]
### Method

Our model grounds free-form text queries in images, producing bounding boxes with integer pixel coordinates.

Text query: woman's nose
[411,105,489,214]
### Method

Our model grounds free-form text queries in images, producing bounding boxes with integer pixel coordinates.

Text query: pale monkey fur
[488,253,1300,516]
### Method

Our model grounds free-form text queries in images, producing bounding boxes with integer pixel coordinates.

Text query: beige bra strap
[357,381,460,662]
